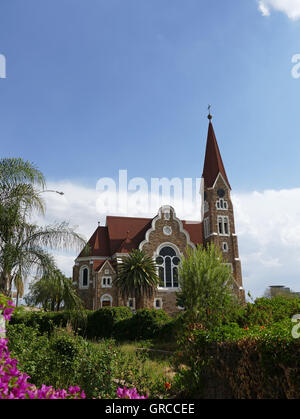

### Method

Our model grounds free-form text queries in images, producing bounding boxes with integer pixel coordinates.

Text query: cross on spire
[208,105,212,120]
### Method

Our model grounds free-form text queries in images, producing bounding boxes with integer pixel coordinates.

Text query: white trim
[216,198,228,211]
[100,294,113,307]
[155,241,182,256]
[76,256,108,262]
[101,276,112,288]
[157,287,180,292]
[217,216,230,236]
[98,259,116,274]
[154,298,163,309]
[112,253,130,259]
[139,205,195,251]
[155,243,181,289]
[79,265,89,289]
[222,242,229,252]
[212,172,231,191]
[204,217,210,239]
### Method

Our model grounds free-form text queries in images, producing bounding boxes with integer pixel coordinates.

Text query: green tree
[114,249,160,309]
[0,158,85,296]
[177,244,238,329]
[25,269,83,311]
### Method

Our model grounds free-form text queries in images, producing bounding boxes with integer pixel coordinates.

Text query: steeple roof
[202,120,231,190]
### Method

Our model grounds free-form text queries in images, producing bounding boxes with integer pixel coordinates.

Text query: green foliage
[112,342,171,398]
[86,307,133,339]
[177,244,239,328]
[10,306,182,342]
[115,309,172,340]
[0,157,86,296]
[174,316,300,398]
[7,325,118,398]
[25,269,83,311]
[233,296,300,328]
[10,310,89,336]
[114,249,160,309]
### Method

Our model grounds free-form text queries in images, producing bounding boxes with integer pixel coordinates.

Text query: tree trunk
[0,271,11,297]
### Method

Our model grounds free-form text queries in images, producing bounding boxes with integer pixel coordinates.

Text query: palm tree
[0,158,86,296]
[26,269,83,311]
[114,249,160,309]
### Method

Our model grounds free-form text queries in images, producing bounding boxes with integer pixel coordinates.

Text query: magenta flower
[117,386,148,399]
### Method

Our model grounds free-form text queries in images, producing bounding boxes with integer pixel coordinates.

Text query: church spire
[202,116,231,190]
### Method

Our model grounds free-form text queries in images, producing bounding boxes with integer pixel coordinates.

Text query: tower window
[218,216,230,236]
[216,199,228,210]
[222,242,228,252]
[156,246,180,288]
[204,201,209,213]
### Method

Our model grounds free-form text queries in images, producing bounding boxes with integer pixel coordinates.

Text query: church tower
[201,112,244,301]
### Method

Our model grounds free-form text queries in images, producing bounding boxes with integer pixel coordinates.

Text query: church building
[73,115,244,315]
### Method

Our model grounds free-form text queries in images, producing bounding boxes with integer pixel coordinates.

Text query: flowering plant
[0,294,85,399]
[117,386,148,399]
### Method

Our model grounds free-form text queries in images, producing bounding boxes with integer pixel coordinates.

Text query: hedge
[175,320,300,399]
[9,307,179,341]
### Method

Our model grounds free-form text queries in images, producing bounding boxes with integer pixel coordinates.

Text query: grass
[92,339,177,397]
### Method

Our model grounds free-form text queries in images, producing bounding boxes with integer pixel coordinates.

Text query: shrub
[10,310,89,336]
[116,309,171,340]
[233,297,300,328]
[1,295,85,399]
[86,307,133,339]
[174,319,300,398]
[7,324,118,398]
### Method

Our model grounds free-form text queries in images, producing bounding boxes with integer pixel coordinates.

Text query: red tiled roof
[106,216,153,255]
[93,260,106,272]
[77,215,204,263]
[202,121,231,189]
[78,226,111,257]
[182,221,203,246]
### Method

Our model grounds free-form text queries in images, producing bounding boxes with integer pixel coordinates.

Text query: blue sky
[1,0,300,190]
[1,0,300,298]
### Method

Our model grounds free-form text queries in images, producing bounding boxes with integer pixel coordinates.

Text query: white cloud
[258,0,300,20]
[31,181,300,300]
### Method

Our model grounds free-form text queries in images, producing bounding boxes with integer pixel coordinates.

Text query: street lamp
[39,190,64,196]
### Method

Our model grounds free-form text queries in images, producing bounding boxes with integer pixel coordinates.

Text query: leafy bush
[233,297,300,328]
[9,307,181,342]
[86,307,133,339]
[174,319,300,398]
[1,295,85,399]
[115,309,171,340]
[7,325,118,398]
[10,310,89,336]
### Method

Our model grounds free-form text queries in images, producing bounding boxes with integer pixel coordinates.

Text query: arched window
[100,294,113,308]
[155,246,180,288]
[79,266,89,289]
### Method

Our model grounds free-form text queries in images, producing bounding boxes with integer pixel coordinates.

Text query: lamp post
[38,190,64,196]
